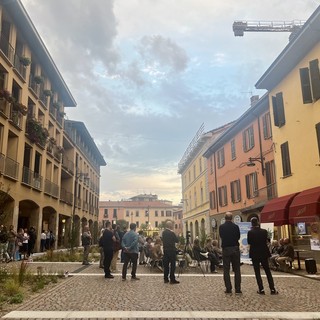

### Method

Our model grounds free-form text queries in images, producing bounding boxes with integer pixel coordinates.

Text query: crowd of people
[0,224,55,262]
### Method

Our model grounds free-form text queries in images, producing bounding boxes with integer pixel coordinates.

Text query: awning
[260,193,300,226]
[289,186,320,224]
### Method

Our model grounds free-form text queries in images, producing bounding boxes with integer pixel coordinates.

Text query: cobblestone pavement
[1,262,320,320]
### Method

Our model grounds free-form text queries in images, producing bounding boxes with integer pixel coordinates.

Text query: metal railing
[0,33,14,64]
[60,187,73,205]
[3,156,19,180]
[62,155,74,174]
[44,179,59,198]
[0,99,10,118]
[22,166,43,190]
[13,52,27,80]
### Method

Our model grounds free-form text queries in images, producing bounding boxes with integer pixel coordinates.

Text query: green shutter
[309,59,320,101]
[316,123,320,158]
[272,96,279,127]
[276,92,285,127]
[299,67,313,103]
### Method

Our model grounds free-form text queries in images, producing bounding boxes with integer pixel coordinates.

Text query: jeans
[103,249,113,276]
[163,250,176,281]
[222,246,241,292]
[252,257,275,291]
[83,245,90,264]
[122,252,138,279]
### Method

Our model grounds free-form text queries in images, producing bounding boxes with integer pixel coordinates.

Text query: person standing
[7,225,17,262]
[101,221,116,279]
[247,217,278,295]
[0,225,10,262]
[40,230,47,252]
[110,224,121,272]
[121,223,140,281]
[219,212,241,294]
[162,220,179,284]
[138,230,146,265]
[81,226,92,265]
[28,227,37,257]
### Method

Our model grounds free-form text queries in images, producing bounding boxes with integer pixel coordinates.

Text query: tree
[116,219,129,231]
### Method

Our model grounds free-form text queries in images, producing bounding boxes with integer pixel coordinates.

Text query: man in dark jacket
[247,217,278,295]
[219,212,241,294]
[162,221,179,284]
[101,221,115,278]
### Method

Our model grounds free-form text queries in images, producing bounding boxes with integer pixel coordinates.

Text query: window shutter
[276,92,285,127]
[272,96,279,127]
[280,142,291,177]
[245,175,250,198]
[299,67,313,104]
[316,123,320,158]
[230,182,234,203]
[309,59,320,101]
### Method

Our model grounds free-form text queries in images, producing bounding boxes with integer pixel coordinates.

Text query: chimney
[250,95,259,106]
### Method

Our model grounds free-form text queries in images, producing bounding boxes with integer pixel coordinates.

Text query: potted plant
[26,118,49,146]
[0,89,11,101]
[33,75,43,84]
[43,89,53,97]
[19,56,31,66]
[13,102,28,116]
[52,101,61,109]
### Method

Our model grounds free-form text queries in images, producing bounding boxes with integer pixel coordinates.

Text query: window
[161,210,164,217]
[316,123,320,158]
[126,210,129,217]
[193,164,196,180]
[135,210,139,217]
[299,59,320,104]
[262,112,272,139]
[166,210,172,217]
[209,191,216,209]
[217,148,225,168]
[272,92,285,127]
[231,139,236,160]
[245,172,258,199]
[243,126,255,152]
[145,210,149,217]
[199,158,202,173]
[281,141,292,177]
[155,210,158,217]
[210,156,213,174]
[230,179,241,203]
[200,182,204,204]
[155,221,158,228]
[265,160,277,199]
[218,185,227,207]
[136,221,139,228]
[104,209,108,218]
[194,187,197,207]
[113,209,117,218]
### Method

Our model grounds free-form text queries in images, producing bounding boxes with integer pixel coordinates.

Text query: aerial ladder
[233,20,305,40]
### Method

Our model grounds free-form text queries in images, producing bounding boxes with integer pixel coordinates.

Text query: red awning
[289,186,320,224]
[260,193,300,226]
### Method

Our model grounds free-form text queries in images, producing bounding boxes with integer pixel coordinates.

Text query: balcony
[82,201,89,211]
[60,188,73,205]
[0,33,14,64]
[26,118,49,148]
[28,74,41,97]
[13,53,27,80]
[44,179,59,198]
[0,99,10,118]
[62,155,74,174]
[3,156,19,180]
[22,166,43,190]
[9,109,23,130]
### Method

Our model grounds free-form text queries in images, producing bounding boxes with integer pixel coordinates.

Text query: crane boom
[233,20,305,37]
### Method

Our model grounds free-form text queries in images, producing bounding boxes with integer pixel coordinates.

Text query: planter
[43,89,53,97]
[26,118,49,146]
[0,89,12,101]
[34,75,44,84]
[13,102,27,116]
[19,56,31,66]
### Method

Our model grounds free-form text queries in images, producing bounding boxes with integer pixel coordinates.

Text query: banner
[236,222,251,263]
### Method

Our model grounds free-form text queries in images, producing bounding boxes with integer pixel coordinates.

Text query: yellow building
[0,0,106,249]
[99,194,182,236]
[256,7,320,258]
[178,123,232,242]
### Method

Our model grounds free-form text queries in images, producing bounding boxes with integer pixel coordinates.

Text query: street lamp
[246,156,265,176]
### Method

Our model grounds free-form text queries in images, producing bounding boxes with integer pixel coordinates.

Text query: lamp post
[146,206,150,236]
[71,169,89,252]
[246,156,265,175]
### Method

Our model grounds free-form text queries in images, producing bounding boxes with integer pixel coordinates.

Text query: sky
[21,0,318,205]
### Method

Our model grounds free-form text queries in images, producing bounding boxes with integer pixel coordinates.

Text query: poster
[260,222,275,241]
[236,222,251,263]
[310,222,320,251]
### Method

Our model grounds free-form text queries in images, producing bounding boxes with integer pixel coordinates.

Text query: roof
[256,6,320,90]
[65,120,106,166]
[203,93,269,158]
[4,0,76,107]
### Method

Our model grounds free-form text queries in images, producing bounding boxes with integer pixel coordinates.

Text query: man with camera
[162,220,179,284]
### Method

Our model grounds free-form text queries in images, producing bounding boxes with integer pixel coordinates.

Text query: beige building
[99,194,182,236]
[178,123,232,242]
[0,0,106,249]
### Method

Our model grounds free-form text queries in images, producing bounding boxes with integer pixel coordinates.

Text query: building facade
[0,0,106,249]
[203,95,276,238]
[99,194,182,236]
[256,6,320,259]
[178,123,232,242]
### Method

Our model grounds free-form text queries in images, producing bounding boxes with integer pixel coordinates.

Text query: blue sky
[21,0,318,204]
